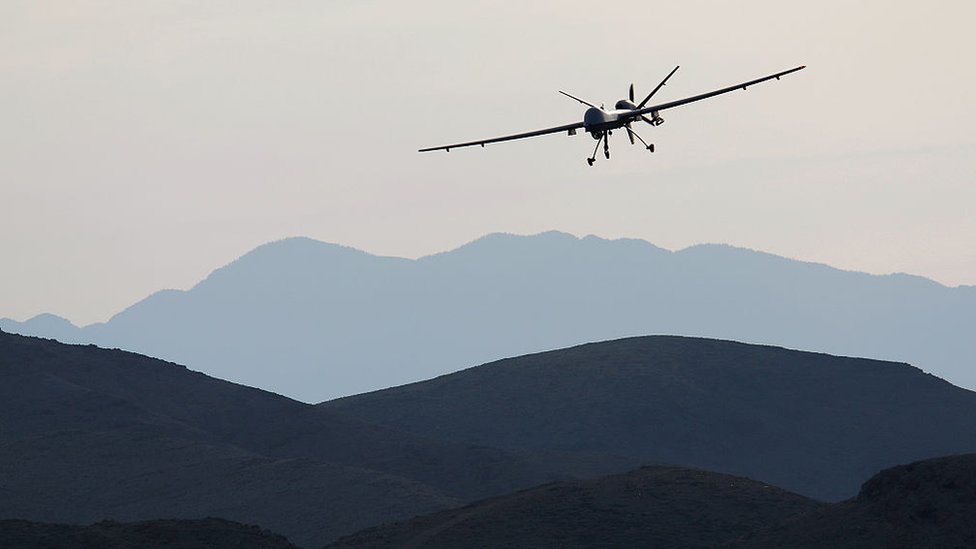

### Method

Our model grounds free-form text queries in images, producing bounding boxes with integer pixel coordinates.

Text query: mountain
[0,313,85,344]
[6,330,976,546]
[325,466,820,549]
[733,454,976,548]
[0,332,568,547]
[3,232,975,402]
[327,453,976,549]
[0,518,298,549]
[325,336,976,501]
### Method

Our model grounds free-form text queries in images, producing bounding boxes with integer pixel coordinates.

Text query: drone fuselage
[583,105,638,138]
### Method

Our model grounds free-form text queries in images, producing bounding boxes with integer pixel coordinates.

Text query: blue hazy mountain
[2,232,974,402]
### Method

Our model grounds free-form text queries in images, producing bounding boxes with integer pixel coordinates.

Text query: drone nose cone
[583,107,610,127]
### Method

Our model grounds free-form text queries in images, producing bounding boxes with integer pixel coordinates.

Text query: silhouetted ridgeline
[326,336,976,501]
[325,466,819,549]
[4,332,976,547]
[0,332,568,547]
[328,454,976,549]
[2,232,974,402]
[733,454,976,548]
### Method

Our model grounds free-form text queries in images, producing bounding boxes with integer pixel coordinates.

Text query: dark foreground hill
[3,232,975,402]
[0,332,564,547]
[326,336,976,501]
[0,518,297,549]
[734,454,976,548]
[325,466,819,549]
[329,454,976,549]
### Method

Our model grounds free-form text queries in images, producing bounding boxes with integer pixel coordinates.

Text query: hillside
[3,232,975,402]
[326,336,976,501]
[0,518,297,549]
[733,454,976,548]
[325,466,819,549]
[0,332,565,547]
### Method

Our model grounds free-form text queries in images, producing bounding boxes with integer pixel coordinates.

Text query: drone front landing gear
[587,132,606,166]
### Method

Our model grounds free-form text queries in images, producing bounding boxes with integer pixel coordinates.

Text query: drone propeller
[629,83,634,103]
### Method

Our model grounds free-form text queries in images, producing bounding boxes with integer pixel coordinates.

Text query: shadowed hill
[733,454,976,548]
[3,232,975,402]
[325,466,820,549]
[0,518,298,549]
[325,336,976,501]
[0,332,566,547]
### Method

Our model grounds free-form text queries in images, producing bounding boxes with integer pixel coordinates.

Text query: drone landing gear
[627,126,655,153]
[587,132,607,166]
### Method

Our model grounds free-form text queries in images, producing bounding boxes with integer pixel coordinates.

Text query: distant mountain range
[2,232,973,402]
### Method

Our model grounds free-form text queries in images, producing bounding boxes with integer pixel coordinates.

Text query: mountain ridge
[733,454,976,548]
[324,454,976,549]
[2,231,974,401]
[6,330,976,545]
[325,465,821,549]
[8,232,969,330]
[325,335,976,501]
[0,331,573,547]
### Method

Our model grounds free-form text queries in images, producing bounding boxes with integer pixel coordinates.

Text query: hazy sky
[2,1,974,325]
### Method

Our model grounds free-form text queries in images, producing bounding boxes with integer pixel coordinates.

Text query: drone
[419,65,805,165]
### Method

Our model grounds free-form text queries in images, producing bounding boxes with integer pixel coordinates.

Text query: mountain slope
[0,332,565,547]
[0,518,298,549]
[325,336,976,501]
[733,454,976,548]
[325,466,820,549]
[3,232,975,402]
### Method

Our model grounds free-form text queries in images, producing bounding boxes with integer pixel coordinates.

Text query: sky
[1,0,974,326]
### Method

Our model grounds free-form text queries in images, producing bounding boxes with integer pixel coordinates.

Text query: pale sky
[2,0,974,326]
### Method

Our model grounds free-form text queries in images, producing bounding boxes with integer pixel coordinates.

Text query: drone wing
[418,121,584,153]
[631,65,805,118]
